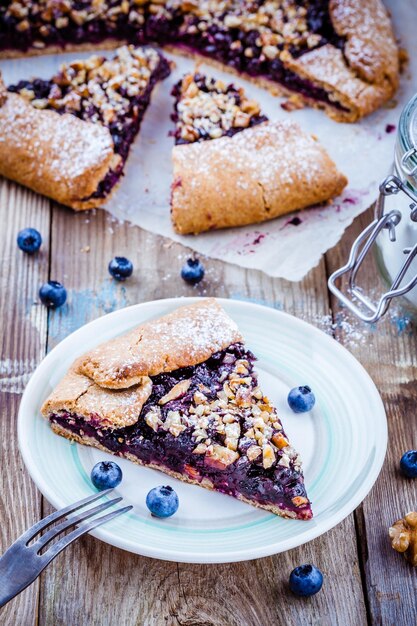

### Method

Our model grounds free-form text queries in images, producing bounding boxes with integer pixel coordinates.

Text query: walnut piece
[159,379,191,405]
[389,511,417,566]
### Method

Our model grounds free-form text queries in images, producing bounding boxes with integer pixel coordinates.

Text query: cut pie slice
[41,299,313,520]
[0,45,170,209]
[0,0,399,122]
[170,74,347,234]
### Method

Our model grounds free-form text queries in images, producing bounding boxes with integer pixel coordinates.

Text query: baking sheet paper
[1,0,416,281]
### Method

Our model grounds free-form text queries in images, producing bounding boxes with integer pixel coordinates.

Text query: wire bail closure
[328,175,417,323]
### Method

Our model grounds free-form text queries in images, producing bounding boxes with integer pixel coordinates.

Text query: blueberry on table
[38,281,67,309]
[108,256,133,281]
[400,450,417,478]
[288,386,315,413]
[146,485,179,518]
[181,258,205,284]
[289,564,323,597]
[91,461,123,490]
[17,227,42,254]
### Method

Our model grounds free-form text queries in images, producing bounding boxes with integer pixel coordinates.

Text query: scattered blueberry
[289,564,323,597]
[181,257,205,284]
[38,281,67,308]
[17,227,42,254]
[108,256,133,281]
[400,450,417,478]
[146,485,179,518]
[91,461,123,490]
[288,386,316,413]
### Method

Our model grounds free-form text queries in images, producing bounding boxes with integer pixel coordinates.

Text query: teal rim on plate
[18,298,387,563]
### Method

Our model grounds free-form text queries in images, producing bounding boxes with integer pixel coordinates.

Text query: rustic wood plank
[0,180,50,623]
[326,208,417,626]
[39,206,367,626]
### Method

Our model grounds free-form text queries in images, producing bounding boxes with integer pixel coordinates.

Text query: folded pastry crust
[171,120,347,235]
[76,299,243,389]
[41,370,153,429]
[0,78,115,210]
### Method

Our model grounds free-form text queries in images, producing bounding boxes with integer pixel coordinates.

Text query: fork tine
[18,488,114,545]
[40,505,133,566]
[34,497,123,552]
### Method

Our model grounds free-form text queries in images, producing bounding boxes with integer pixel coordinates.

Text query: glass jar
[329,93,417,323]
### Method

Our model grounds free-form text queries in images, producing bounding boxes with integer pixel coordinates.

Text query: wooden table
[1,178,416,626]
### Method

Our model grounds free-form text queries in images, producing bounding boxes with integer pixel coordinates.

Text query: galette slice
[171,70,268,144]
[171,117,347,235]
[0,45,170,210]
[41,299,313,520]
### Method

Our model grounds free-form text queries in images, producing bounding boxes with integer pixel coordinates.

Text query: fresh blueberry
[146,485,179,518]
[181,258,205,285]
[38,281,67,308]
[108,256,133,281]
[91,461,123,490]
[17,227,42,254]
[288,386,316,413]
[400,450,417,478]
[289,564,323,597]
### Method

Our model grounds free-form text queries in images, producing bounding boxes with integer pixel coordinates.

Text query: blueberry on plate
[39,281,67,308]
[17,227,42,254]
[288,386,315,413]
[289,564,323,597]
[181,258,205,285]
[146,485,179,518]
[400,450,417,478]
[108,256,133,281]
[91,461,123,490]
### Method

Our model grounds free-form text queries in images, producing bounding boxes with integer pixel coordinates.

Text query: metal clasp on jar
[328,175,417,323]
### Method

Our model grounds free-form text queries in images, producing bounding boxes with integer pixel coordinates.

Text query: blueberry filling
[50,343,311,517]
[8,47,170,200]
[1,1,347,112]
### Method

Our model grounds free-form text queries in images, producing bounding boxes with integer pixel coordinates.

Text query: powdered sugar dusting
[0,92,113,191]
[78,299,243,385]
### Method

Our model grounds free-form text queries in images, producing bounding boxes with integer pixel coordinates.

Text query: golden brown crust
[41,369,152,429]
[0,90,115,209]
[76,299,243,389]
[282,44,396,123]
[329,0,399,87]
[171,120,347,235]
[50,422,302,519]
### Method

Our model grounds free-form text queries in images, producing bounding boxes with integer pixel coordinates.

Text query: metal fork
[0,489,132,607]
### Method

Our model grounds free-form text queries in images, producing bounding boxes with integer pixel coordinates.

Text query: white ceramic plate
[18,298,387,563]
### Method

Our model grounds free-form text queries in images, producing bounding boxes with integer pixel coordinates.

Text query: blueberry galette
[41,299,313,520]
[0,45,170,209]
[0,1,399,122]
[170,88,347,234]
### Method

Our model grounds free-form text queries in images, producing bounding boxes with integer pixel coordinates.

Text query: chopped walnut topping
[172,71,266,145]
[205,443,239,470]
[145,406,162,432]
[262,443,276,469]
[159,378,191,405]
[164,409,187,437]
[247,445,262,462]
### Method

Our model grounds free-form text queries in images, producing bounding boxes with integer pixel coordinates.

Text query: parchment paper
[0,0,415,280]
